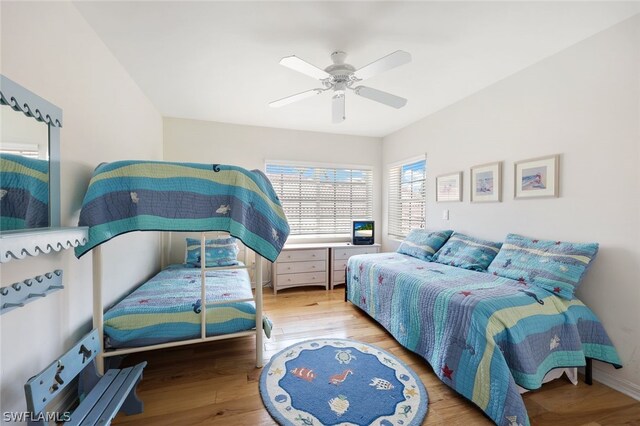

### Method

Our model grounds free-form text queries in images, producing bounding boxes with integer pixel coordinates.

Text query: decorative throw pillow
[185,237,239,267]
[397,229,453,261]
[432,232,502,271]
[487,233,599,300]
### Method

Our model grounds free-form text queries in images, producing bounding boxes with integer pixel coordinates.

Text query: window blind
[0,143,40,158]
[266,163,373,236]
[388,157,426,239]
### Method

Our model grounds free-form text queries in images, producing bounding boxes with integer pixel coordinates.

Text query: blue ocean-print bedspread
[346,252,621,426]
[0,153,49,230]
[75,161,289,261]
[104,264,268,348]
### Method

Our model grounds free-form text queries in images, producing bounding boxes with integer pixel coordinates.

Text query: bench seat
[25,330,146,426]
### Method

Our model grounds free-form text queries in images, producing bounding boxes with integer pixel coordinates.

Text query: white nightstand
[330,243,380,289]
[272,244,329,294]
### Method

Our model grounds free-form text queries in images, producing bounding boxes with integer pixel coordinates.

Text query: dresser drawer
[333,246,378,260]
[277,260,325,275]
[277,249,326,262]
[277,271,326,288]
[332,270,346,285]
[333,259,348,271]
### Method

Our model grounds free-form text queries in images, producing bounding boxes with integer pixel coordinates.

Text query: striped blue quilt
[346,253,621,426]
[104,264,268,348]
[75,161,289,261]
[0,153,49,230]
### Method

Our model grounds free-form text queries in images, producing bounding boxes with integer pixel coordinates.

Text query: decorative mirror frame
[0,74,62,228]
[0,75,88,265]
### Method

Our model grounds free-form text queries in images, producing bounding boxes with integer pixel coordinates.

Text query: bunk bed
[75,160,290,372]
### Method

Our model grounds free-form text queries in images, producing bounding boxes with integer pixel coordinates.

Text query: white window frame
[0,142,42,159]
[387,154,427,240]
[265,159,374,238]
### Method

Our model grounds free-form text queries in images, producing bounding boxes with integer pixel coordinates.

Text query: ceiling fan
[269,50,411,123]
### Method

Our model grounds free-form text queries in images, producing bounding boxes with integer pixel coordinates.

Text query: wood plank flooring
[114,287,640,425]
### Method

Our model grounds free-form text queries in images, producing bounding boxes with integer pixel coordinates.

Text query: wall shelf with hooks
[0,270,64,315]
[0,227,88,263]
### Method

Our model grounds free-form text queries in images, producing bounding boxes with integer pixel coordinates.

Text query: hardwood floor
[114,287,640,425]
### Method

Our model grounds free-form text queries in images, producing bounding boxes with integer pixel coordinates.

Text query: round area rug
[260,338,428,426]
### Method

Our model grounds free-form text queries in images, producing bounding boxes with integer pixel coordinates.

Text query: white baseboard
[591,367,640,401]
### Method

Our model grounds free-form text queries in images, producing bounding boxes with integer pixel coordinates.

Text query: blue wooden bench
[24,329,146,426]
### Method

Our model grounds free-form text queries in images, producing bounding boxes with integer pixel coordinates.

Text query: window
[266,162,373,236]
[388,156,426,239]
[0,143,41,158]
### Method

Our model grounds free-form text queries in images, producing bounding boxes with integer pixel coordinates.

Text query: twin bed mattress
[104,264,262,348]
[346,252,621,426]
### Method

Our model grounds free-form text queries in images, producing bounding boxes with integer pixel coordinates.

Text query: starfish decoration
[517,277,527,285]
[138,299,149,304]
[460,291,472,297]
[378,275,384,285]
[442,364,454,380]
[553,287,561,293]
[405,387,418,397]
[272,367,283,375]
[359,346,370,353]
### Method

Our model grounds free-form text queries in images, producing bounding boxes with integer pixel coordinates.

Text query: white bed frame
[92,232,264,374]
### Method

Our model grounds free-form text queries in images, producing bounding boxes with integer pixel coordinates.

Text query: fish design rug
[260,338,428,425]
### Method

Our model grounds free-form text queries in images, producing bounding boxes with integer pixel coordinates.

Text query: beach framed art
[470,161,502,203]
[514,154,559,199]
[436,171,462,202]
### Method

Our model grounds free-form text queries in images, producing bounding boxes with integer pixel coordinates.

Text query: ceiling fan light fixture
[271,50,411,122]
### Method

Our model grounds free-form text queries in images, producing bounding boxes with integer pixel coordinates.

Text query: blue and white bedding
[346,252,621,426]
[104,264,268,348]
[0,153,49,230]
[75,161,289,262]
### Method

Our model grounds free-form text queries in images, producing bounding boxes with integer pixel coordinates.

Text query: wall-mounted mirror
[0,75,62,233]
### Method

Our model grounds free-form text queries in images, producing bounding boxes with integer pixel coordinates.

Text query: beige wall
[382,16,640,394]
[0,1,163,417]
[163,117,383,257]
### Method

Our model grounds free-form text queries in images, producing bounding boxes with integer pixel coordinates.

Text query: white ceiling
[74,2,640,138]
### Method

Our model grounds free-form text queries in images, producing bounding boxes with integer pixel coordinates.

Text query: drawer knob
[312,254,316,257]
[287,278,291,282]
[312,266,316,269]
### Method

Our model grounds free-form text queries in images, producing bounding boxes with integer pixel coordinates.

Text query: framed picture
[470,161,502,203]
[436,172,462,202]
[514,154,559,199]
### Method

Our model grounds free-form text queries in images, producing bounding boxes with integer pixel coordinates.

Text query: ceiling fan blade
[332,94,345,124]
[353,86,407,109]
[269,89,323,108]
[280,55,331,80]
[352,50,412,81]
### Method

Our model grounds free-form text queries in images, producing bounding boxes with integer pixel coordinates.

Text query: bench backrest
[24,329,100,414]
